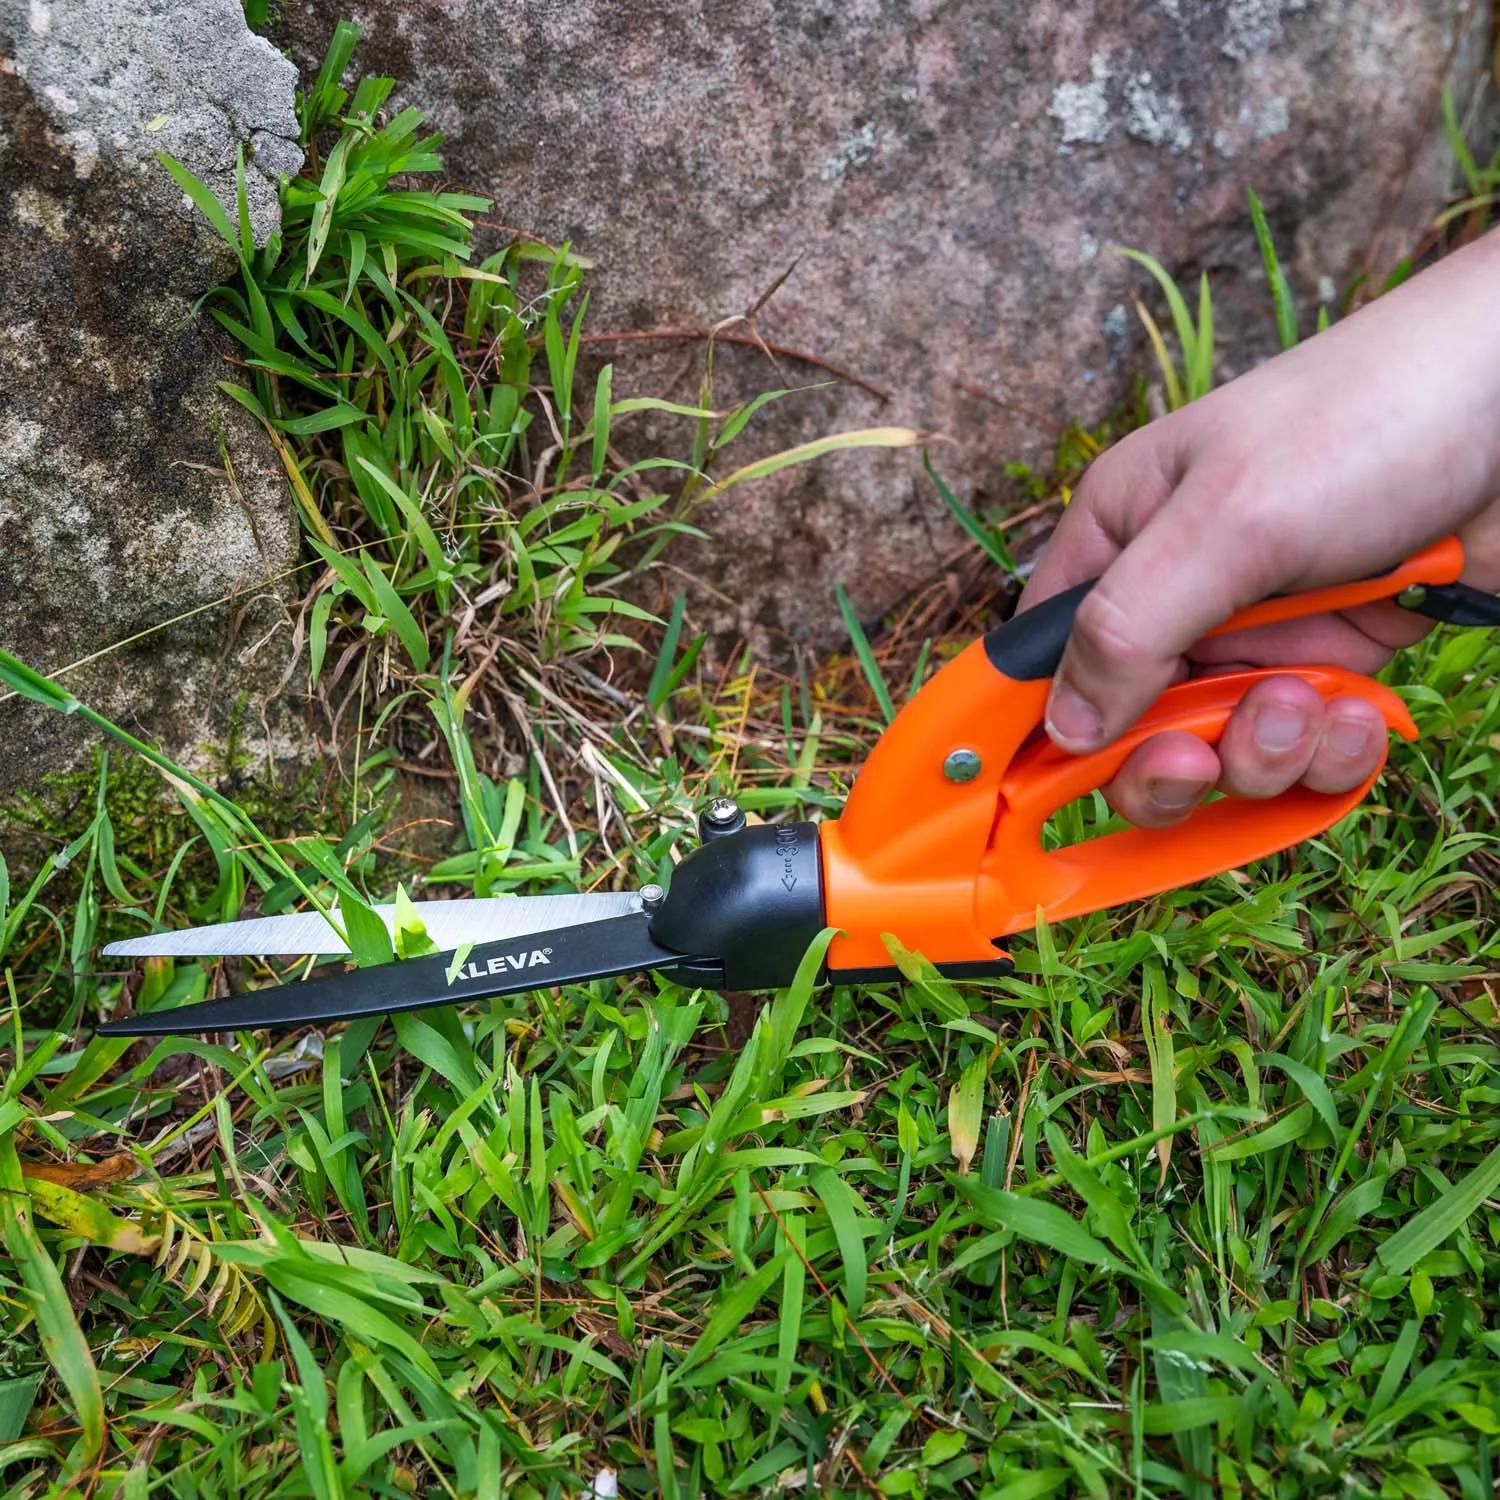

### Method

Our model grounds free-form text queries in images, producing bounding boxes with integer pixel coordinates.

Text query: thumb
[1043,490,1279,751]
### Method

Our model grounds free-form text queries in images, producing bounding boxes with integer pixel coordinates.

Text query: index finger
[1015,427,1178,609]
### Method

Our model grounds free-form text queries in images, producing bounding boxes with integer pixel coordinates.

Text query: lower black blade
[95,914,699,1036]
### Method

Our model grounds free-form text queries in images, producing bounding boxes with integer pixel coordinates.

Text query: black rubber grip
[983,579,1097,680]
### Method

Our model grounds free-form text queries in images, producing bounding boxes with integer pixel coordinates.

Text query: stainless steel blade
[96,912,699,1036]
[101,891,643,958]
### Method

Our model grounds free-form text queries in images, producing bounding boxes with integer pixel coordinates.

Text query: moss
[1,736,339,962]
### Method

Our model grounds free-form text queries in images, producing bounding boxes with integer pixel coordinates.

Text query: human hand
[1018,228,1500,828]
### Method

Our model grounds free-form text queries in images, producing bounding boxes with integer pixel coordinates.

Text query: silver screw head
[704,796,740,825]
[943,748,982,783]
[1397,584,1428,611]
[638,882,666,910]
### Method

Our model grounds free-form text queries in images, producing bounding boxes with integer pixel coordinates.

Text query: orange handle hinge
[821,644,1046,973]
[818,537,1461,974]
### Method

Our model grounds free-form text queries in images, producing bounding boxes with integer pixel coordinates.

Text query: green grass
[1,24,1498,1500]
[2,628,1497,1498]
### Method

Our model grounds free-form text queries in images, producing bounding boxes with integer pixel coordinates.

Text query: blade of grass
[833,584,895,724]
[1376,1142,1500,1275]
[1247,187,1299,350]
[0,1135,104,1467]
[697,426,926,501]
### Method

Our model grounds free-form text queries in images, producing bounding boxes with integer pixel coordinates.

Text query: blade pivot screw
[639,883,666,911]
[1396,584,1427,611]
[944,748,982,783]
[698,796,747,841]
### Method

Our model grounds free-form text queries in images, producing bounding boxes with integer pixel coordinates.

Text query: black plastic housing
[651,822,824,990]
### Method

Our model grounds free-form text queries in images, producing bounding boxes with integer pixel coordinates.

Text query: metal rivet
[704,796,740,825]
[943,749,982,783]
[1396,584,1427,611]
[638,883,665,910]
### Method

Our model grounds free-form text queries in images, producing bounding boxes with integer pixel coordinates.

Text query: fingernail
[1327,716,1374,758]
[1047,681,1104,749]
[1150,777,1210,812]
[1253,704,1309,754]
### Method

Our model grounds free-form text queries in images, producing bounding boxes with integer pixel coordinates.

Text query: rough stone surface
[278,0,1487,655]
[0,0,305,792]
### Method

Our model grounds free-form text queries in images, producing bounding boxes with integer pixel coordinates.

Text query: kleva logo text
[450,948,552,985]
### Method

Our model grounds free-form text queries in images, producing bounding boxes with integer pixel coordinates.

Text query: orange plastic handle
[1202,536,1465,637]
[819,536,1462,973]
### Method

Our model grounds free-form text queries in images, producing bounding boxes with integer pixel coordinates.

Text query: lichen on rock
[7,0,300,248]
[1223,0,1310,62]
[0,0,307,791]
[1049,53,1114,146]
[1124,72,1193,153]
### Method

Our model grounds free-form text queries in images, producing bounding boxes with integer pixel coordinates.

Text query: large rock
[277,0,1485,651]
[0,0,304,793]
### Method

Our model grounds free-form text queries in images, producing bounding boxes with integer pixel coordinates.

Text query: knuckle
[1302,756,1371,796]
[1212,498,1302,601]
[1219,759,1299,801]
[1076,429,1179,541]
[1073,588,1155,673]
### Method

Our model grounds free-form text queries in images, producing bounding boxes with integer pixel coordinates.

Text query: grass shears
[97,536,1500,1037]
